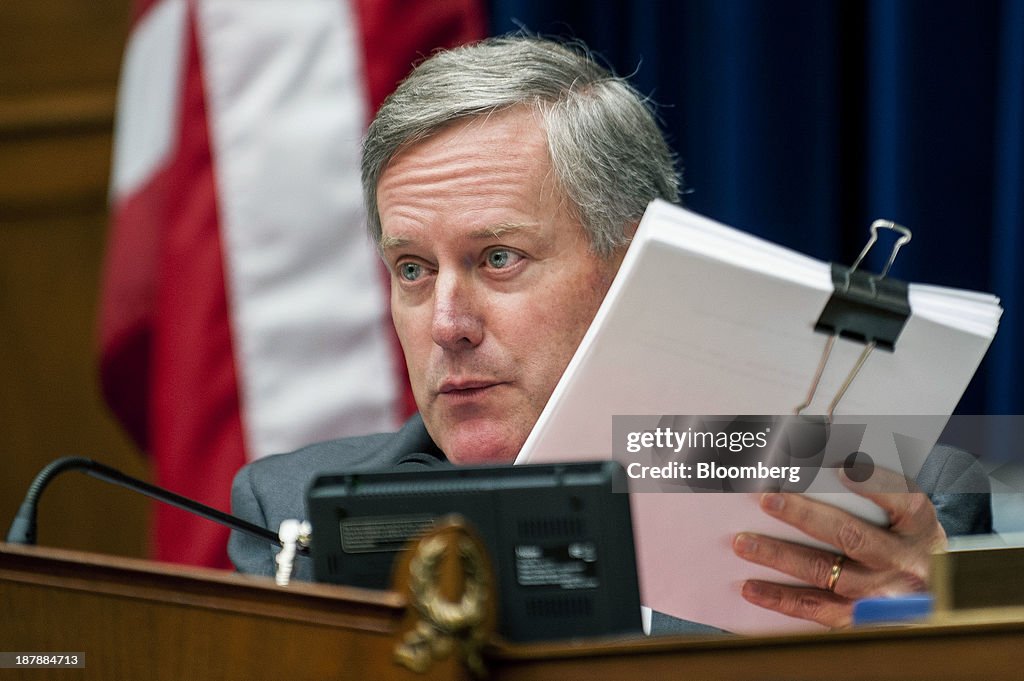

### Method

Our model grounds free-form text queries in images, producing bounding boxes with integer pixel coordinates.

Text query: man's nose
[431,270,484,350]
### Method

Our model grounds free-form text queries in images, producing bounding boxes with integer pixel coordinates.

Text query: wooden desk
[0,542,467,681]
[3,540,1021,681]
[488,614,1023,680]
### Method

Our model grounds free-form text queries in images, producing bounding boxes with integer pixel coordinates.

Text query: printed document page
[515,200,1001,633]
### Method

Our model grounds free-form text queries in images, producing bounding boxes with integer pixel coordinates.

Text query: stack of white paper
[515,200,1002,634]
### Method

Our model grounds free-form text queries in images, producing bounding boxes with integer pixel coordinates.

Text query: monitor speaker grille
[517,516,585,539]
[525,595,594,619]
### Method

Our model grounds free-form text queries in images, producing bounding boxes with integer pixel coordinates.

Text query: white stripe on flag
[110,0,187,199]
[196,0,400,460]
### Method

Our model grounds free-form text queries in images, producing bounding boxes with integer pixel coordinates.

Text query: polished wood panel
[5,541,1023,681]
[487,621,1022,681]
[0,4,127,92]
[0,0,147,559]
[0,542,472,681]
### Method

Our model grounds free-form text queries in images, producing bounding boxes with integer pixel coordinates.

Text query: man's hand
[731,466,947,628]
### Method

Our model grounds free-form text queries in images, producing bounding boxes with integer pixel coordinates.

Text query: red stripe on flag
[130,0,164,25]
[98,181,160,449]
[147,5,243,568]
[354,0,488,114]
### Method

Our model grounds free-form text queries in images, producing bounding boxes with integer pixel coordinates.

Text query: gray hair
[361,35,680,258]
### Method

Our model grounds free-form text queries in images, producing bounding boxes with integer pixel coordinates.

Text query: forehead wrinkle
[469,222,542,240]
[380,223,546,252]
[380,116,549,199]
[378,161,543,228]
[377,110,565,256]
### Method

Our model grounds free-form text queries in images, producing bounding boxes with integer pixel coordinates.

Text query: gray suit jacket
[228,414,992,633]
[230,414,445,582]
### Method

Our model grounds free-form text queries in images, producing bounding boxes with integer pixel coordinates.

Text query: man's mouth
[437,379,503,397]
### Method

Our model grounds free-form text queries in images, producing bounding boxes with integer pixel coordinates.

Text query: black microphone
[6,456,304,554]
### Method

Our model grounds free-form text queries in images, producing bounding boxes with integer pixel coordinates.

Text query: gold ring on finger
[826,554,846,593]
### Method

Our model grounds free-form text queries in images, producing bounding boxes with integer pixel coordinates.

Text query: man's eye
[485,249,520,269]
[398,262,423,281]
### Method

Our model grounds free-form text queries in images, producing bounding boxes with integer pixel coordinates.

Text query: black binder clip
[796,220,912,418]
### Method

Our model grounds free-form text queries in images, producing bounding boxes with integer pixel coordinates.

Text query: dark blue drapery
[488,0,1024,415]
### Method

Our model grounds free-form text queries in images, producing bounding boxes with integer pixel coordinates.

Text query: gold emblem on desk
[393,516,496,678]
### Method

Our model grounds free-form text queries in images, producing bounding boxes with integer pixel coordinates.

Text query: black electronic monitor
[306,461,642,642]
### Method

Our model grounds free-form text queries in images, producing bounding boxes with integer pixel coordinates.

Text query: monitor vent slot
[525,595,594,619]
[517,516,585,539]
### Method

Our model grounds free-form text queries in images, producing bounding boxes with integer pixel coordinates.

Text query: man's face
[376,108,625,464]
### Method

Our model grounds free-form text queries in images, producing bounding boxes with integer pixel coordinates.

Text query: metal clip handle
[849,219,912,279]
[795,219,913,418]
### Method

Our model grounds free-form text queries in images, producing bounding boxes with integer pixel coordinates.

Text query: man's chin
[440,429,524,466]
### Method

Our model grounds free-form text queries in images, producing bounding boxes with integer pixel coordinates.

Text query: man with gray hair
[229,35,989,632]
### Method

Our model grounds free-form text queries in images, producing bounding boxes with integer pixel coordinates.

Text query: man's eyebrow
[469,222,542,239]
[379,234,411,251]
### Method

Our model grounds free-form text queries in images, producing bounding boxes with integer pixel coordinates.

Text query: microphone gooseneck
[5,456,298,553]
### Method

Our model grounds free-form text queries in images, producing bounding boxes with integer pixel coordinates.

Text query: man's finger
[740,580,852,628]
[757,492,903,568]
[733,533,871,598]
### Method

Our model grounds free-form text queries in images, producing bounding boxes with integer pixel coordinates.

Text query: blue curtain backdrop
[487,0,1024,416]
